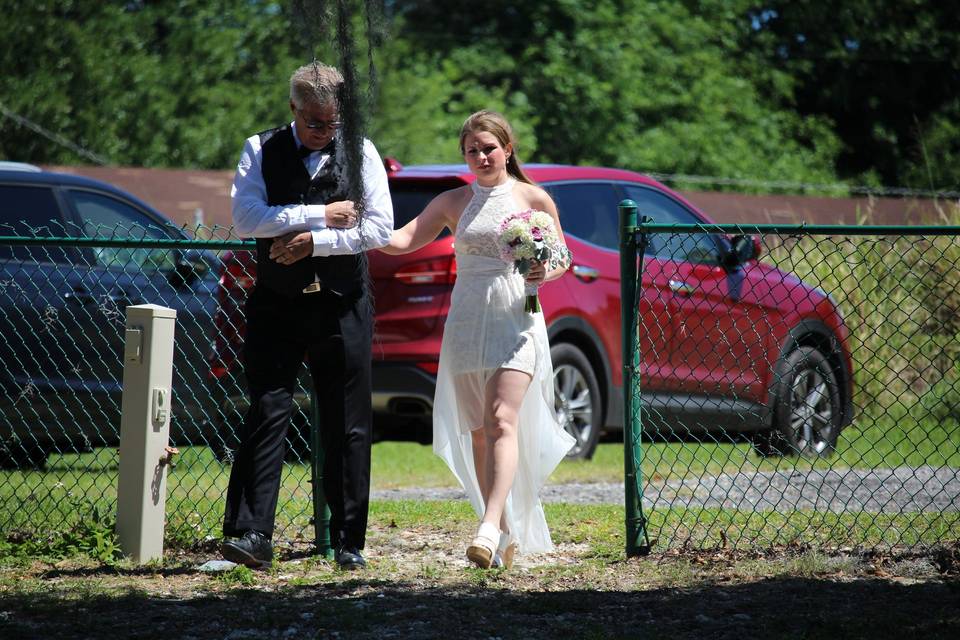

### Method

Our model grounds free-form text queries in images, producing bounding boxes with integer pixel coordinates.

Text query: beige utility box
[116,304,177,563]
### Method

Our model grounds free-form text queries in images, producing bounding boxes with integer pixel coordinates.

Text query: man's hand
[270,231,314,265]
[325,200,358,228]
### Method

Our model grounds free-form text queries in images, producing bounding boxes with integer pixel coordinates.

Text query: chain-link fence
[619,203,960,553]
[3,213,960,554]
[0,220,328,545]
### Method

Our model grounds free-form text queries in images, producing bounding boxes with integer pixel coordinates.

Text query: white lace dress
[432,178,576,554]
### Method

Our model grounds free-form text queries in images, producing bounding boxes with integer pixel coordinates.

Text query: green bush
[766,204,960,423]
[1,495,121,562]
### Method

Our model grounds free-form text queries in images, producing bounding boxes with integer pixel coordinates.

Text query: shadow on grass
[2,573,957,640]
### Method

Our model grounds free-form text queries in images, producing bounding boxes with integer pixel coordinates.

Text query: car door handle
[572,264,599,283]
[669,280,695,295]
[65,290,96,305]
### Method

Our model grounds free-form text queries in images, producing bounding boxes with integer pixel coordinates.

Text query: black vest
[254,124,364,298]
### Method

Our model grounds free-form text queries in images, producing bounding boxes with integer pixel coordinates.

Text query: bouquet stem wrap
[524,282,541,313]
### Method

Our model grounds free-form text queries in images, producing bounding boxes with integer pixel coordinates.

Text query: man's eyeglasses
[297,109,342,131]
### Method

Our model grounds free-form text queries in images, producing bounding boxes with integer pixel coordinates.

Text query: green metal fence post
[309,389,334,559]
[619,200,651,557]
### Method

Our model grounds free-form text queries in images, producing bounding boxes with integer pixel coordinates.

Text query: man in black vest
[221,62,393,570]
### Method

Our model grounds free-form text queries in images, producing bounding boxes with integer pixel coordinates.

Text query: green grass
[7,419,957,522]
[371,440,457,488]
[373,500,960,555]
[361,500,960,557]
[2,436,958,556]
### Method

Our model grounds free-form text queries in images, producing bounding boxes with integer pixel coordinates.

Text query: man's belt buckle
[302,282,323,294]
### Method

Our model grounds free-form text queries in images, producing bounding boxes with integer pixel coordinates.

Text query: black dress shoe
[221,530,273,569]
[335,546,366,570]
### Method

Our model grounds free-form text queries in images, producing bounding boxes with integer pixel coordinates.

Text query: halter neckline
[471,177,515,196]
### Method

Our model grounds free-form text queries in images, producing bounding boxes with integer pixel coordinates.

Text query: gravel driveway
[373,465,960,513]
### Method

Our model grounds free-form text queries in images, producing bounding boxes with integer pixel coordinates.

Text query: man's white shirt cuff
[304,204,326,229]
[311,229,337,256]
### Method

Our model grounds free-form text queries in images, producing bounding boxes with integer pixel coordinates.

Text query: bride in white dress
[380,110,574,568]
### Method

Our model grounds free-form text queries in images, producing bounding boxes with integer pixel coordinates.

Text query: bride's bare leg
[478,368,532,531]
[471,428,489,498]
[470,429,509,534]
[470,431,510,534]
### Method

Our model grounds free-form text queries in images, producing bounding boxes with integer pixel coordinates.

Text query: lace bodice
[455,178,519,260]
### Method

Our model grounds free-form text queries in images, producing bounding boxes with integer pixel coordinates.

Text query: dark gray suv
[0,165,219,468]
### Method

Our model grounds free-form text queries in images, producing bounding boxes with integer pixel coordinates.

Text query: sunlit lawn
[1,414,957,548]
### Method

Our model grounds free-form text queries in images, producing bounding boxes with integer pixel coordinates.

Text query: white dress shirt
[230,122,394,256]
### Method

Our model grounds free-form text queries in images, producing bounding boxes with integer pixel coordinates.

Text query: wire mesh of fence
[619,210,960,552]
[0,221,321,546]
[1,215,959,555]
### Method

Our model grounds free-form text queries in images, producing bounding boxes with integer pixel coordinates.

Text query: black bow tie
[299,138,336,158]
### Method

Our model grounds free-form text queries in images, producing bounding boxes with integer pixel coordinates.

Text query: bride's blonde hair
[459,110,535,185]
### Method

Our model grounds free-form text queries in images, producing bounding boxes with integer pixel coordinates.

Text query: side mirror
[724,234,760,268]
[169,249,215,287]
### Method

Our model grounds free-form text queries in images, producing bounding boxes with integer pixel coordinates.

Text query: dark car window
[66,189,179,272]
[549,182,621,250]
[389,185,451,238]
[0,184,77,264]
[621,185,720,264]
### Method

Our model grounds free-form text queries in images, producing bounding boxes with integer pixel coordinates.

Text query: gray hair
[289,62,344,109]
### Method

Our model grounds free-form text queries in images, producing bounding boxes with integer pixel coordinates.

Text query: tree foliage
[0,0,957,193]
[0,0,311,169]
[387,0,842,189]
[736,0,960,190]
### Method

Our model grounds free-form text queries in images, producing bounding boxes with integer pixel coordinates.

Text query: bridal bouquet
[496,209,566,313]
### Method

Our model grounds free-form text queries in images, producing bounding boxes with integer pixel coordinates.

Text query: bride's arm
[379,191,456,255]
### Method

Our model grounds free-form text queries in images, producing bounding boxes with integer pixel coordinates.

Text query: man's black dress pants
[223,285,373,549]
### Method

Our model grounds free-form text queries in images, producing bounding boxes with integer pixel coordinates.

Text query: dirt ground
[1,524,958,640]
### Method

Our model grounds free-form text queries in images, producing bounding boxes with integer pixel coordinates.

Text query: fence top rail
[0,236,255,250]
[630,222,960,236]
[4,223,960,249]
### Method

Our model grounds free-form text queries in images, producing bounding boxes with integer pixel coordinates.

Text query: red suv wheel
[551,343,603,459]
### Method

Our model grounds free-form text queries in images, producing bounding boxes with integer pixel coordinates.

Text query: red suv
[209,161,853,460]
